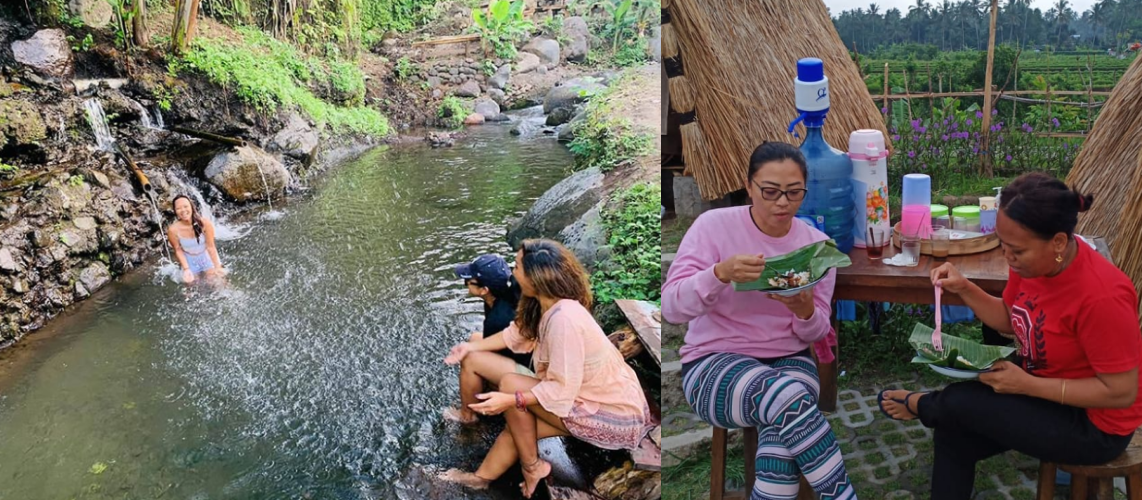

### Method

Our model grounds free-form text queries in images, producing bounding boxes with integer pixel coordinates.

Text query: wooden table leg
[817,312,840,413]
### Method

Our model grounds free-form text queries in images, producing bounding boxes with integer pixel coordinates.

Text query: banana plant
[472,0,532,59]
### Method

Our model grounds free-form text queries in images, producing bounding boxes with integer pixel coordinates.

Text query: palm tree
[909,0,931,43]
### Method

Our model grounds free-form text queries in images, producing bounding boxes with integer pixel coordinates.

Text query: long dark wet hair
[515,239,592,340]
[172,194,205,242]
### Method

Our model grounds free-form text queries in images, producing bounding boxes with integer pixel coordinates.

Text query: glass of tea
[930,225,950,259]
[867,227,887,260]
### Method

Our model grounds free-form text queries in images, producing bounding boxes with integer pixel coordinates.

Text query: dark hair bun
[1077,192,1095,213]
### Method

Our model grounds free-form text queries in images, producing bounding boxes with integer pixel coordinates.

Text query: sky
[822,0,1101,16]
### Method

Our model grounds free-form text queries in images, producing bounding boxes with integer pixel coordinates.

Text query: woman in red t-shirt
[878,172,1142,500]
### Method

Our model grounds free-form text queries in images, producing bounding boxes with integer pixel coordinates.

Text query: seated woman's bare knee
[463,351,518,385]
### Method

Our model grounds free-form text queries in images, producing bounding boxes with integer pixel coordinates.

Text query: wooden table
[815,236,1109,412]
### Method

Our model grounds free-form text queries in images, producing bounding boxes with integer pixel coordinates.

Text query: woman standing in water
[168,194,225,285]
[441,239,653,498]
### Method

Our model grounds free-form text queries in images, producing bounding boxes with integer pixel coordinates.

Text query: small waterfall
[153,107,165,129]
[167,170,248,241]
[83,99,115,151]
[254,162,277,214]
[134,101,154,129]
[144,191,172,263]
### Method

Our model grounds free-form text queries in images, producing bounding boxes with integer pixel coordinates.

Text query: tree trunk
[132,0,149,48]
[171,0,201,55]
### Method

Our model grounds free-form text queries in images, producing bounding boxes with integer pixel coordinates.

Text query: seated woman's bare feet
[878,389,925,421]
[520,458,551,498]
[439,468,491,489]
[443,406,478,425]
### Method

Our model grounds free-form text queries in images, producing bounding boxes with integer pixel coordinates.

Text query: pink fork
[933,282,944,352]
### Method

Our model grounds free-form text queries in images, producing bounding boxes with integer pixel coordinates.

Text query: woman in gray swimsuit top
[167,195,225,284]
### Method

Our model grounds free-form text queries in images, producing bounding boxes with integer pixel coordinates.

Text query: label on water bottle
[796,215,825,232]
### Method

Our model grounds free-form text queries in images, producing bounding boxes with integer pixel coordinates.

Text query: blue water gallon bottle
[789,58,854,253]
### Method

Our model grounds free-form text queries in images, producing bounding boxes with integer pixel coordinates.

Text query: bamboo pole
[883,63,889,124]
[169,126,248,147]
[980,0,998,178]
[1012,57,1018,124]
[927,62,933,112]
[903,69,912,121]
[1087,54,1094,130]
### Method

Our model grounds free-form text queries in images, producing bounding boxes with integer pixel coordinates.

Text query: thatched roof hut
[663,0,889,200]
[1066,54,1142,298]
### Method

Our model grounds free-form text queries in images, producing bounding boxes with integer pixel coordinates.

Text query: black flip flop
[877,390,921,421]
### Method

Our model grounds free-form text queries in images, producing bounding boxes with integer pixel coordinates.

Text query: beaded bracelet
[515,391,527,412]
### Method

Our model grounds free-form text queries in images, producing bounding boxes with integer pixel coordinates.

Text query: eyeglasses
[751,180,807,201]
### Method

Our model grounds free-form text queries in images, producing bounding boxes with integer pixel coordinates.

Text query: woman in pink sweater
[441,239,652,498]
[663,141,858,499]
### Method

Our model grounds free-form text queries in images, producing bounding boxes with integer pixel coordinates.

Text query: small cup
[866,227,887,260]
[930,226,950,259]
[900,232,921,267]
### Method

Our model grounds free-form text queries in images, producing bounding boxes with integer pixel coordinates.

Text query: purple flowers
[992,109,998,116]
[919,126,927,133]
[882,107,888,114]
[966,118,973,126]
[911,119,922,131]
[892,134,900,141]
[976,111,984,119]
[1051,117,1061,128]
[941,134,949,142]
[1005,154,1012,162]
[1021,123,1033,133]
[908,150,916,158]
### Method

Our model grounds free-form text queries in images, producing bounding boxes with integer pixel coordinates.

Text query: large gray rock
[77,262,111,294]
[557,110,587,142]
[546,106,576,126]
[506,167,605,249]
[427,76,442,89]
[488,88,506,106]
[543,76,605,114]
[271,113,320,164]
[203,146,290,202]
[0,248,22,273]
[563,17,590,62]
[673,175,712,218]
[69,0,113,27]
[474,98,501,121]
[522,37,561,68]
[557,201,608,270]
[516,52,541,74]
[455,80,481,98]
[489,64,511,90]
[12,29,73,77]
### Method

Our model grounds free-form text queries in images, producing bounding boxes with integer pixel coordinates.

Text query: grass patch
[591,182,661,305]
[435,95,468,129]
[883,432,906,445]
[661,215,692,254]
[174,26,388,136]
[568,73,654,172]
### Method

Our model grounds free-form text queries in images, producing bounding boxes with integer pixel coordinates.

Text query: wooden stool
[1036,430,1142,500]
[711,426,816,500]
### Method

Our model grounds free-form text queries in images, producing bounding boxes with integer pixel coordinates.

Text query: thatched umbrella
[1066,54,1142,290]
[1114,153,1142,311]
[664,0,889,200]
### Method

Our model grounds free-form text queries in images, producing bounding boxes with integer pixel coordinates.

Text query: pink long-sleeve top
[663,206,837,364]
[501,299,649,422]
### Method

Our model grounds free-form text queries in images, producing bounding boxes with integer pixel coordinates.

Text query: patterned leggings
[683,352,857,500]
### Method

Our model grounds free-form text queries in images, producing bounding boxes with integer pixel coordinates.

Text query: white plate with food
[915,350,994,379]
[764,274,826,297]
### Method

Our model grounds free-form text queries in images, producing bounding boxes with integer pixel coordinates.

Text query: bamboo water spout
[168,126,248,148]
[113,143,153,194]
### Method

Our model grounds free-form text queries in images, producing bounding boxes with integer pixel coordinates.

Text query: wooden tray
[891,222,999,256]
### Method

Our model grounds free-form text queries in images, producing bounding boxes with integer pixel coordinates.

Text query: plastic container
[790,58,855,253]
[848,129,890,248]
[979,197,997,234]
[931,204,950,229]
[901,174,932,238]
[953,206,981,232]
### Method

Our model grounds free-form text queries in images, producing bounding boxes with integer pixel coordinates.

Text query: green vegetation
[471,0,534,59]
[436,95,469,129]
[590,182,661,305]
[0,162,18,180]
[394,56,417,81]
[568,77,654,172]
[173,27,388,136]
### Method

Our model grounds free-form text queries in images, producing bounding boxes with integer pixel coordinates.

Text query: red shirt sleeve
[1077,284,1142,374]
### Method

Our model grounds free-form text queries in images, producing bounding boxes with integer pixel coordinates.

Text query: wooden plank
[410,33,481,47]
[615,300,661,366]
[880,90,1111,99]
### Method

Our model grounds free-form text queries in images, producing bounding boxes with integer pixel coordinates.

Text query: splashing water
[254,161,276,213]
[83,98,115,151]
[167,170,250,241]
[508,106,550,139]
[133,100,154,129]
[153,106,165,129]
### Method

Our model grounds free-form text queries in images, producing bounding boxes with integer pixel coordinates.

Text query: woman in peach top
[441,238,653,498]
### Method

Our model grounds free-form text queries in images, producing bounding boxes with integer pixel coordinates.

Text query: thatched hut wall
[665,0,889,200]
[1066,54,1142,297]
